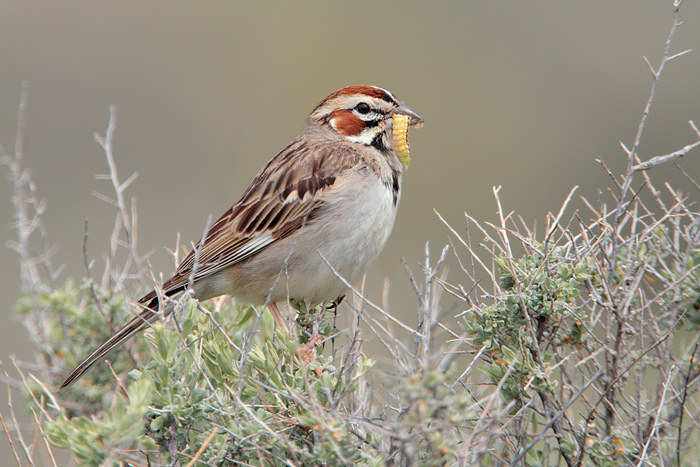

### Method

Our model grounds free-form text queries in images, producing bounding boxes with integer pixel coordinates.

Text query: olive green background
[2,2,700,463]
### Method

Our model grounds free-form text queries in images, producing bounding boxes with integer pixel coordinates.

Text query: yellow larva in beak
[393,114,412,170]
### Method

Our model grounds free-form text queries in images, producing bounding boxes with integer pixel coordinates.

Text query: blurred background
[2,1,700,461]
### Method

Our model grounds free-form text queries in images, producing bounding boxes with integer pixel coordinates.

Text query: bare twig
[633,121,700,171]
[93,105,146,291]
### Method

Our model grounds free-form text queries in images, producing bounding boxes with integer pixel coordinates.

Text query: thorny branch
[93,105,147,292]
[0,82,60,295]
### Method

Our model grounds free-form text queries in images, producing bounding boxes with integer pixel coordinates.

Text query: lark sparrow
[60,85,423,389]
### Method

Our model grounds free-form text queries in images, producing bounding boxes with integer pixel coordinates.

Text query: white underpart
[203,164,401,306]
[276,168,400,304]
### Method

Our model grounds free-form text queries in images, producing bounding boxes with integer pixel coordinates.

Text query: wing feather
[155,139,360,297]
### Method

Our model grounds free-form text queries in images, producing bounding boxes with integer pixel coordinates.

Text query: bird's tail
[58,290,162,390]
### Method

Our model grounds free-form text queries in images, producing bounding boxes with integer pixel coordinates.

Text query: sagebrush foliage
[33,288,384,465]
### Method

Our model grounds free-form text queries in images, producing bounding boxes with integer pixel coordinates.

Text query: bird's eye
[355,103,371,114]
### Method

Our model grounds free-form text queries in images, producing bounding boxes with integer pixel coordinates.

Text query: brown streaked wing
[153,140,360,297]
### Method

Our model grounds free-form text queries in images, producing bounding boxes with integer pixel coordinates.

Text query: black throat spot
[371,131,389,152]
[391,169,400,205]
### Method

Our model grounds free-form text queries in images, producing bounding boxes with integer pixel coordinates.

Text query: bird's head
[307,85,423,154]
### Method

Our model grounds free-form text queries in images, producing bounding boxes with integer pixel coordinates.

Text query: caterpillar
[392,114,412,170]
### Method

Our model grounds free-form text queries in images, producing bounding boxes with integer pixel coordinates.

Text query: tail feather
[58,292,161,390]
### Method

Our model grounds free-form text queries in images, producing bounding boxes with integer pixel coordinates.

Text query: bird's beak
[393,103,424,126]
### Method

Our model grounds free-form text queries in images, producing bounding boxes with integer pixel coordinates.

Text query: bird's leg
[267,302,288,332]
[267,301,322,375]
[327,295,345,355]
[296,301,333,376]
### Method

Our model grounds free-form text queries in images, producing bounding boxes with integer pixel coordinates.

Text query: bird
[59,85,423,389]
